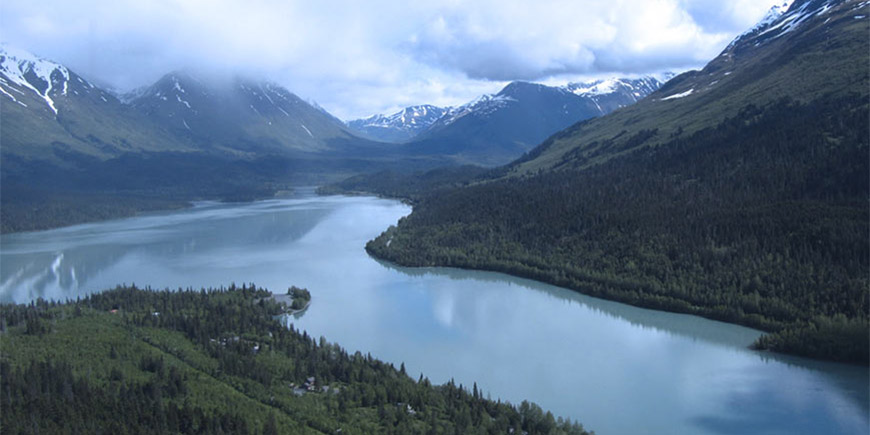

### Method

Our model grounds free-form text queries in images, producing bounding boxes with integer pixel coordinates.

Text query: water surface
[2,192,867,434]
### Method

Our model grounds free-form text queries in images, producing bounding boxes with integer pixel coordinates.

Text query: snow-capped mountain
[564,77,667,114]
[0,44,120,118]
[725,0,851,49]
[651,0,857,106]
[506,0,867,177]
[349,75,669,147]
[406,76,665,166]
[0,45,70,116]
[348,105,450,143]
[0,46,198,161]
[0,45,388,173]
[726,0,796,49]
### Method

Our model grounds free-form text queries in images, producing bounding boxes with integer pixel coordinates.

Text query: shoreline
[269,292,312,316]
[0,189,299,236]
[363,241,867,367]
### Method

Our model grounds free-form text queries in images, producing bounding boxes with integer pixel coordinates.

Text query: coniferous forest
[367,96,870,364]
[0,285,590,435]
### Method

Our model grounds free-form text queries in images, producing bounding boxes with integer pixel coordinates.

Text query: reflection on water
[376,260,762,349]
[371,259,869,432]
[1,197,331,303]
[1,193,867,435]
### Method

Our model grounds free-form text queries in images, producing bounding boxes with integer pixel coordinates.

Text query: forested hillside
[366,0,870,363]
[318,165,489,205]
[0,285,590,434]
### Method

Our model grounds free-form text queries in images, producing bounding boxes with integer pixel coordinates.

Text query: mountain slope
[0,46,196,163]
[506,0,867,175]
[128,72,367,156]
[347,105,450,143]
[0,49,407,233]
[564,76,667,113]
[405,77,664,166]
[367,0,870,363]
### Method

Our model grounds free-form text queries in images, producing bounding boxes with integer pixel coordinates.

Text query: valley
[1,194,866,434]
[1,0,868,433]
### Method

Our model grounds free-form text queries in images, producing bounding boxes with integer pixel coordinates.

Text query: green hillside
[0,70,197,164]
[0,285,590,435]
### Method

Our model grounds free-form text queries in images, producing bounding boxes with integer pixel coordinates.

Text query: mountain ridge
[401,76,666,166]
[347,104,450,143]
[500,0,867,177]
[0,47,415,232]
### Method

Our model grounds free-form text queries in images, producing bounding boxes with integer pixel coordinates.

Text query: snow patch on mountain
[562,76,664,113]
[662,88,694,100]
[348,104,452,141]
[565,76,663,99]
[0,81,27,107]
[567,78,622,96]
[442,94,516,124]
[727,0,842,49]
[355,105,450,130]
[728,1,795,48]
[0,45,70,115]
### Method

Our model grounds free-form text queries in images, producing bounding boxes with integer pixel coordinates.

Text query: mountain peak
[347,104,451,143]
[0,45,72,115]
[565,76,665,98]
[724,0,846,52]
[499,81,548,94]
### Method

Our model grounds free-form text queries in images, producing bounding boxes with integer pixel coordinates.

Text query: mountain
[405,77,665,166]
[127,72,367,156]
[366,0,869,363]
[564,76,670,113]
[0,45,195,164]
[506,0,865,175]
[347,105,450,143]
[0,48,413,232]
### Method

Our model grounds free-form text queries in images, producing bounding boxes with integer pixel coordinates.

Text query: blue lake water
[1,192,867,434]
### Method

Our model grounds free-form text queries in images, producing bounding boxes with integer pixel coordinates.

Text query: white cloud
[0,0,788,119]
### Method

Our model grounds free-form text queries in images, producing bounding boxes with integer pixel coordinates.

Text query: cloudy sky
[1,0,786,120]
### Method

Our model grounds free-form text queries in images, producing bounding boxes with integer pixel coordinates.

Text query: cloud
[405,0,777,80]
[0,0,786,119]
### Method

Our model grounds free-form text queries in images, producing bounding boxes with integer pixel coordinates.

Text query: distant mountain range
[347,105,450,142]
[409,77,666,165]
[0,44,663,232]
[0,45,196,164]
[0,46,405,232]
[347,76,667,165]
[0,47,374,163]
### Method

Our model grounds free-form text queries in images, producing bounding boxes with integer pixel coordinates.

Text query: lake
[1,191,867,434]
